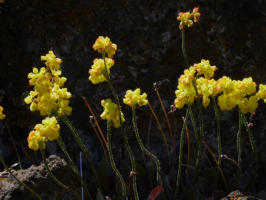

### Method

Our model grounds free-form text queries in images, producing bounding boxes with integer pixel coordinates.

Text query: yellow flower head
[123,88,148,107]
[192,7,200,23]
[100,99,125,128]
[256,84,266,103]
[34,116,60,141]
[25,51,72,116]
[0,106,5,119]
[196,77,215,107]
[41,50,62,73]
[177,7,200,30]
[27,130,47,151]
[93,36,117,58]
[238,95,258,114]
[88,58,115,84]
[193,59,217,79]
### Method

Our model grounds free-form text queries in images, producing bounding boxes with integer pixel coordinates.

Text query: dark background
[0,0,266,199]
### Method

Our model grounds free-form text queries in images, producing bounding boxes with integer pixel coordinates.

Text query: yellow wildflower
[25,52,72,117]
[193,59,217,79]
[100,99,125,128]
[123,88,148,107]
[88,58,115,84]
[0,106,5,119]
[256,84,266,103]
[27,130,46,151]
[177,7,200,30]
[34,116,60,141]
[238,96,258,114]
[93,36,117,58]
[196,78,214,107]
[41,50,62,72]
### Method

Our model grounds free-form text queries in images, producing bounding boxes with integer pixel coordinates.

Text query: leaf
[148,185,163,200]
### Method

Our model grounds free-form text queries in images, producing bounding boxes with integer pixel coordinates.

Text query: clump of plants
[0,7,266,200]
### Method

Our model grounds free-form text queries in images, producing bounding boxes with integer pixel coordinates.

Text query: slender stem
[237,110,243,171]
[58,115,102,191]
[107,120,127,197]
[181,28,189,68]
[154,84,174,153]
[132,106,162,186]
[79,152,84,200]
[212,96,222,167]
[242,114,259,167]
[40,150,81,200]
[188,105,201,182]
[174,108,189,198]
[147,101,171,163]
[103,53,139,200]
[56,136,93,200]
[0,152,42,200]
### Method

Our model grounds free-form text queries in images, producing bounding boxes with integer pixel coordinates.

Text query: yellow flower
[0,106,5,119]
[25,51,72,116]
[193,59,217,79]
[27,130,46,151]
[256,84,266,103]
[192,7,200,23]
[177,7,200,30]
[218,93,238,111]
[177,12,193,30]
[34,116,60,141]
[196,77,214,107]
[41,50,62,73]
[88,58,114,84]
[93,36,117,58]
[100,99,125,128]
[123,88,148,107]
[238,95,258,114]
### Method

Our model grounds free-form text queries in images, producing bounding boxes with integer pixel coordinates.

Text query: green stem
[132,106,162,187]
[58,115,102,191]
[242,114,259,168]
[212,96,222,167]
[0,152,42,200]
[237,110,243,171]
[40,150,81,200]
[56,136,93,200]
[181,28,189,68]
[103,53,139,200]
[107,120,127,197]
[174,108,189,198]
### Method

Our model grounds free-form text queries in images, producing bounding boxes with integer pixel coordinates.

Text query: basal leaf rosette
[24,51,72,116]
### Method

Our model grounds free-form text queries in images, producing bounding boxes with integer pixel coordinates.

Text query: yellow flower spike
[88,58,115,84]
[123,88,148,108]
[192,7,200,23]
[27,130,47,151]
[193,59,217,79]
[0,106,5,120]
[177,7,200,30]
[100,99,125,128]
[93,36,117,58]
[37,116,60,141]
[41,50,62,71]
[256,84,266,103]
[238,95,258,114]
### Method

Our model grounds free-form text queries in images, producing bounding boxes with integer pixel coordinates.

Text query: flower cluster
[123,88,148,108]
[24,51,72,116]
[177,7,200,30]
[175,59,265,114]
[0,106,5,119]
[27,116,60,151]
[89,36,117,84]
[100,99,125,128]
